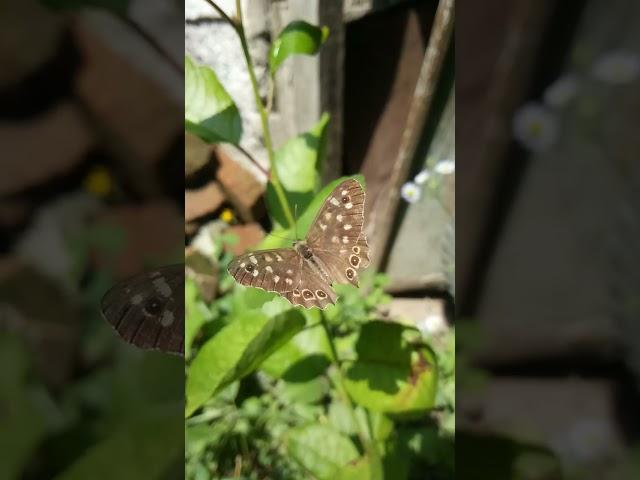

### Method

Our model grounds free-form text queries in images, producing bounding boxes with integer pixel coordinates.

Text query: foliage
[184,4,454,479]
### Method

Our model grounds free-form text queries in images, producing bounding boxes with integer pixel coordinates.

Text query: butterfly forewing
[307,179,370,287]
[228,248,303,294]
[100,264,184,356]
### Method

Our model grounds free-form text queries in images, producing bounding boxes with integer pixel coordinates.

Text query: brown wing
[100,264,184,356]
[227,248,303,294]
[283,262,338,309]
[307,179,370,287]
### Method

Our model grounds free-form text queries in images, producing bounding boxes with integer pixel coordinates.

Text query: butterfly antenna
[294,204,299,240]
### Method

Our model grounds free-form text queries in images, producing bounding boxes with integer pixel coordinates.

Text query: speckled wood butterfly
[228,179,370,309]
[100,264,184,356]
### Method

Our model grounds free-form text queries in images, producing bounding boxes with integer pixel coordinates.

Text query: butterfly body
[228,179,370,309]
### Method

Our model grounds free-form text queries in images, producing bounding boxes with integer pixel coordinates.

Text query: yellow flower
[220,208,234,223]
[84,165,112,197]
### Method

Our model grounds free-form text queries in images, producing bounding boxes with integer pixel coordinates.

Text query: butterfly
[228,179,370,309]
[100,264,184,356]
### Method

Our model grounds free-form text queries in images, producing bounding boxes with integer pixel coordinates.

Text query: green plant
[185,2,451,479]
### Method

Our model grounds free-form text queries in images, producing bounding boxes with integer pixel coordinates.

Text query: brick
[185,181,225,222]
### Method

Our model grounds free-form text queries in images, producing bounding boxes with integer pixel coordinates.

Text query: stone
[225,223,265,256]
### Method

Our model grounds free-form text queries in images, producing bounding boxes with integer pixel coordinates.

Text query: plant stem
[117,14,183,74]
[234,0,296,229]
[203,0,238,30]
[320,316,382,472]
[206,0,295,228]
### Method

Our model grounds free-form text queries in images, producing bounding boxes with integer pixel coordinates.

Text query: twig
[370,0,455,272]
[117,14,183,74]
[232,143,270,178]
[202,0,238,30]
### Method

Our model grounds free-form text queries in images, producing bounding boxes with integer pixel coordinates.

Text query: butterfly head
[293,240,313,259]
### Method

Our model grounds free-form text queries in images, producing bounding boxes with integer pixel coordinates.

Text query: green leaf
[269,20,329,74]
[261,323,331,379]
[185,56,242,144]
[40,0,129,15]
[343,321,438,415]
[335,456,372,480]
[185,279,210,358]
[186,309,305,416]
[0,335,47,479]
[55,405,182,480]
[286,424,360,479]
[267,114,330,229]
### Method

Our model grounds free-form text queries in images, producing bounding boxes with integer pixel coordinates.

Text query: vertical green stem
[234,0,296,229]
[320,317,382,475]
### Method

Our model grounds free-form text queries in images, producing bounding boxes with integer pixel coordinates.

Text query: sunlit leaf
[269,20,329,74]
[266,113,330,229]
[343,321,438,415]
[185,56,242,144]
[185,309,305,416]
[286,424,360,479]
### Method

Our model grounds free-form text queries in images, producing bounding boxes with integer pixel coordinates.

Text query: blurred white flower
[434,159,455,175]
[592,51,640,84]
[513,103,559,152]
[543,74,579,107]
[550,419,613,465]
[401,182,421,203]
[414,169,431,185]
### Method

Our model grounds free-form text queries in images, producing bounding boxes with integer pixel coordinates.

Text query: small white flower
[543,74,579,107]
[414,169,430,185]
[512,103,559,152]
[434,159,455,175]
[592,51,640,84]
[401,182,421,203]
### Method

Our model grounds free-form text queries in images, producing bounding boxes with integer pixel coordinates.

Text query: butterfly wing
[307,179,370,286]
[282,261,338,309]
[100,264,184,356]
[227,248,303,294]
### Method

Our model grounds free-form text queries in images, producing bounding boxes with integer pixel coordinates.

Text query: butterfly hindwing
[100,264,184,356]
[227,248,303,294]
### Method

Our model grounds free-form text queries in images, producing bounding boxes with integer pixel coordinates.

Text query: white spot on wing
[153,277,172,297]
[252,269,259,277]
[336,214,343,222]
[274,275,280,283]
[131,294,144,305]
[330,197,340,206]
[275,254,283,261]
[341,190,348,196]
[345,202,353,209]
[332,236,339,243]
[286,269,293,275]
[240,262,246,268]
[265,255,273,262]
[344,224,352,230]
[160,310,174,327]
[342,236,349,244]
[249,256,258,264]
[324,212,332,220]
[285,278,293,285]
[320,223,327,231]
[266,266,273,273]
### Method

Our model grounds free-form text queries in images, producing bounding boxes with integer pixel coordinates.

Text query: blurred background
[457,0,640,478]
[0,0,184,478]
